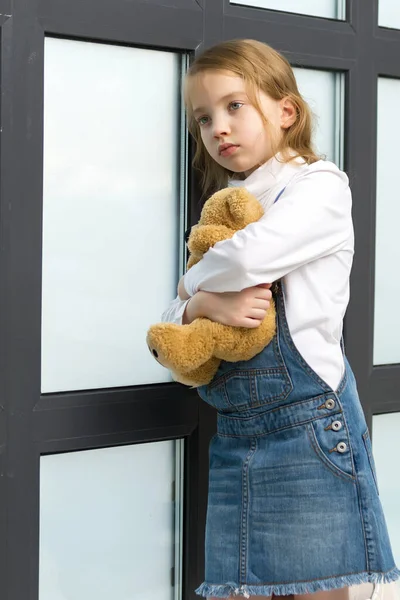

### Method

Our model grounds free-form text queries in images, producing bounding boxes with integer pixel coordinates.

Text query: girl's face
[189,71,295,177]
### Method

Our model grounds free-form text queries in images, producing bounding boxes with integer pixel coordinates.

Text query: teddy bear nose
[152,349,159,358]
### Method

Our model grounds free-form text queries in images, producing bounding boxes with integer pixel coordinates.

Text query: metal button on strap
[329,441,348,454]
[325,399,336,410]
[332,420,343,432]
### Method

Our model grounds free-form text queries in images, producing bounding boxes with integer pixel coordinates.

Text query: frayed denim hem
[195,567,400,597]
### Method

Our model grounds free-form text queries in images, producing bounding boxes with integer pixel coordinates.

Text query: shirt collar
[228,152,306,212]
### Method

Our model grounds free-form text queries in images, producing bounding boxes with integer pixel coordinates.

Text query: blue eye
[229,102,243,111]
[197,115,210,126]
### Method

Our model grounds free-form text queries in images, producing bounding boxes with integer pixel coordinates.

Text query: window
[374,77,400,365]
[293,68,344,165]
[373,414,400,565]
[229,0,345,20]
[41,38,185,391]
[378,1,400,30]
[39,440,184,600]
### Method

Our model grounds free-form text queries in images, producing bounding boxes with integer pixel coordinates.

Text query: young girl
[161,39,399,600]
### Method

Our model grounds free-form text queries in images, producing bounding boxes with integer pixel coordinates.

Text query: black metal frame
[0,0,399,598]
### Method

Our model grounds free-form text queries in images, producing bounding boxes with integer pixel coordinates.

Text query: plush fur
[146,187,276,387]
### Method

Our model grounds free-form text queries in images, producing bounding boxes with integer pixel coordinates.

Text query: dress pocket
[306,417,355,483]
[208,366,293,412]
[203,335,293,413]
[362,429,379,494]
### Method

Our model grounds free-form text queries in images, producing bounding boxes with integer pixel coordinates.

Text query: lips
[219,143,239,157]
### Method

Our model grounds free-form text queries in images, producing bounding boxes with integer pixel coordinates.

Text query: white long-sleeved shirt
[162,156,354,390]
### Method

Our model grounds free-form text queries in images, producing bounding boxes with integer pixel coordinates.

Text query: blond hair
[184,39,320,196]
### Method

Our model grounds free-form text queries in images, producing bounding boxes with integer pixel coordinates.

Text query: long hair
[184,39,320,196]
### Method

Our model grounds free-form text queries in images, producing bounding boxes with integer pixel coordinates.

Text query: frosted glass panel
[373,414,400,565]
[42,38,182,392]
[293,69,344,166]
[374,78,400,365]
[379,1,400,29]
[230,0,345,20]
[39,440,183,600]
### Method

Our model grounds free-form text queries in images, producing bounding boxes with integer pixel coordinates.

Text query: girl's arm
[162,286,272,327]
[161,296,190,325]
[182,168,353,297]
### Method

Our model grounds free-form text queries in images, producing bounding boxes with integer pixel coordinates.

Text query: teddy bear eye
[152,349,159,358]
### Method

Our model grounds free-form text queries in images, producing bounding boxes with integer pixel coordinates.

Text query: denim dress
[195,281,399,598]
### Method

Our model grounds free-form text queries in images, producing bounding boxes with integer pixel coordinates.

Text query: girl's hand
[183,284,272,328]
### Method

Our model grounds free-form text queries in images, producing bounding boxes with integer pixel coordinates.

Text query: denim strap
[274,187,286,204]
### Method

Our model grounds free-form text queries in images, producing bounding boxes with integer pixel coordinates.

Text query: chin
[236,163,260,177]
[225,160,257,175]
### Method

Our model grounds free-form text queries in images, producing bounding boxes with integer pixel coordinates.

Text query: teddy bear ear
[199,188,231,224]
[225,187,264,228]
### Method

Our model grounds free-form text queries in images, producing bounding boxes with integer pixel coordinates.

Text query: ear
[226,188,264,228]
[199,188,233,225]
[279,97,297,129]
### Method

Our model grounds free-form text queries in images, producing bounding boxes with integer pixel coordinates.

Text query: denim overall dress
[194,215,399,599]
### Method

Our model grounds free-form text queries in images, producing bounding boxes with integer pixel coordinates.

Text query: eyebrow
[192,91,247,116]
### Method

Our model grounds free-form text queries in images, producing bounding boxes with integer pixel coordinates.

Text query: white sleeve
[183,169,353,296]
[161,296,190,325]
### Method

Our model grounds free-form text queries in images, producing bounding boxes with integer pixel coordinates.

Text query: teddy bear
[146,187,276,387]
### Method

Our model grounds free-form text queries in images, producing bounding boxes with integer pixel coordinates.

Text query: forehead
[188,70,247,111]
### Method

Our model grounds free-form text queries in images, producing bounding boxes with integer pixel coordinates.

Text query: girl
[161,39,399,600]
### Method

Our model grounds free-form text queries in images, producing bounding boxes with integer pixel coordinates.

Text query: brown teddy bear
[146,187,276,387]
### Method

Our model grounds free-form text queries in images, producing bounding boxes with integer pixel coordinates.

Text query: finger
[256,283,272,289]
[247,308,267,320]
[241,317,262,329]
[249,298,270,310]
[254,289,272,301]
[244,286,271,299]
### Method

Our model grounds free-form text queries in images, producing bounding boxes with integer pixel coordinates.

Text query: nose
[212,114,231,139]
